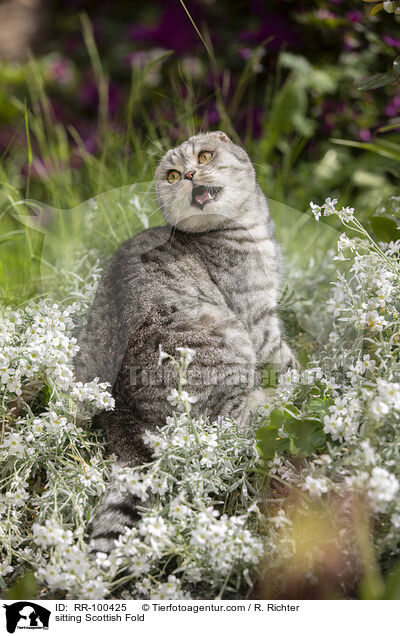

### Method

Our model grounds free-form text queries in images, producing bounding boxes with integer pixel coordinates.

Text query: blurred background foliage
[1,0,400,600]
[0,0,399,300]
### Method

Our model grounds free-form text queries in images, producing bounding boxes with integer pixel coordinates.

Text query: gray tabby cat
[75,131,295,552]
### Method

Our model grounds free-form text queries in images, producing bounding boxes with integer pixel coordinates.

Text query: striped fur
[75,131,295,552]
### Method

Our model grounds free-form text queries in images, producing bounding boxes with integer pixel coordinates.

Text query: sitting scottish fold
[75,130,295,551]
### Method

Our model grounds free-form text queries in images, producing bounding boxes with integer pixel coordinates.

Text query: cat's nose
[184,170,196,180]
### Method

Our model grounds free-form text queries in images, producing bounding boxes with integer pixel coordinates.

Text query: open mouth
[191,185,223,210]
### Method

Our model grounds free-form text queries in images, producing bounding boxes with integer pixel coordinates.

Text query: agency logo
[3,602,51,634]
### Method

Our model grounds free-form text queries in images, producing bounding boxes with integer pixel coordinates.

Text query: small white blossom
[303,475,329,496]
[368,467,399,514]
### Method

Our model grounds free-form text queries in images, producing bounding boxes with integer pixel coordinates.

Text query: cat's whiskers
[168,191,186,244]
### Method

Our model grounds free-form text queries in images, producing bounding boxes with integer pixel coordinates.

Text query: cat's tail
[90,483,143,554]
[89,408,152,555]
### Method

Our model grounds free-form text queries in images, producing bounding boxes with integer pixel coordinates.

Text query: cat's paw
[279,341,300,371]
[237,388,274,428]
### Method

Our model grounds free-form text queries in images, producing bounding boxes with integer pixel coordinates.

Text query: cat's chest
[195,231,279,340]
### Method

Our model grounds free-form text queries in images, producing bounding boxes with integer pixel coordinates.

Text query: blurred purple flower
[384,36,400,48]
[70,121,99,168]
[206,105,220,125]
[127,5,202,54]
[79,79,98,110]
[315,9,337,20]
[239,48,253,60]
[108,83,123,117]
[205,71,235,98]
[238,106,264,138]
[385,95,400,117]
[125,50,151,69]
[344,33,360,51]
[321,113,336,133]
[78,78,122,117]
[48,99,69,123]
[359,128,372,142]
[346,10,362,23]
[240,1,300,51]
[0,126,25,152]
[20,158,60,181]
[44,54,74,86]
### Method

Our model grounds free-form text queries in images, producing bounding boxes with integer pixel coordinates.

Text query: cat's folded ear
[212,131,232,144]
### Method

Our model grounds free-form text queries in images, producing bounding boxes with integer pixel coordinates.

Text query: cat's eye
[198,151,213,164]
[167,170,181,183]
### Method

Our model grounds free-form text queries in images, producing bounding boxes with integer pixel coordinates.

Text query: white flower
[129,554,150,577]
[386,240,400,255]
[158,344,170,365]
[36,564,64,587]
[337,233,357,253]
[190,527,209,546]
[135,577,152,595]
[32,418,46,435]
[169,496,192,520]
[45,411,68,434]
[368,467,399,514]
[323,414,345,441]
[370,379,400,419]
[322,197,338,216]
[118,471,149,501]
[80,579,109,599]
[176,347,196,364]
[310,202,322,221]
[167,389,198,411]
[95,552,111,569]
[362,354,376,373]
[151,575,182,600]
[337,206,354,222]
[360,440,376,466]
[0,559,14,576]
[2,433,25,457]
[383,0,396,12]
[171,428,196,448]
[6,489,29,508]
[200,447,216,467]
[303,475,329,496]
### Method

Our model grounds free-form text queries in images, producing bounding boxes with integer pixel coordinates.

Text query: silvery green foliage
[0,261,116,596]
[3,197,400,598]
[259,197,400,575]
[103,397,264,599]
[0,282,264,598]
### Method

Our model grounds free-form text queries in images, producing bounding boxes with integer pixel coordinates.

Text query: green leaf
[370,216,400,243]
[283,404,301,419]
[358,72,396,91]
[377,119,400,133]
[370,2,383,15]
[269,409,286,429]
[306,398,329,413]
[284,418,327,457]
[331,137,400,162]
[257,425,289,460]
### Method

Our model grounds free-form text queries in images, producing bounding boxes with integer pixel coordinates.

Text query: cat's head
[155,131,257,232]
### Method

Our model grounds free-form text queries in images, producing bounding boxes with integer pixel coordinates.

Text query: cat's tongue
[194,188,212,205]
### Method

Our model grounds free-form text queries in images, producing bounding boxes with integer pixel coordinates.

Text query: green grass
[0,22,399,306]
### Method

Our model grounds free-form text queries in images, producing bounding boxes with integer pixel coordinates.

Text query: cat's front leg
[279,340,299,370]
[235,387,274,428]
